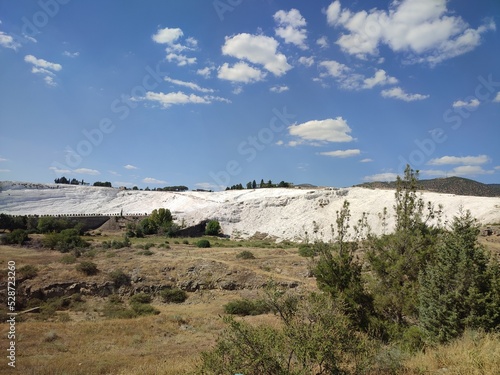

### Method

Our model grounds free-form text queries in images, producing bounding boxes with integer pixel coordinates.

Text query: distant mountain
[355,177,500,197]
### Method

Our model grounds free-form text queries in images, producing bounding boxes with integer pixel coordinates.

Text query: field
[1,217,500,374]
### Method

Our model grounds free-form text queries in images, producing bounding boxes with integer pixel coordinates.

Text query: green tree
[419,209,500,342]
[252,180,257,189]
[313,200,374,331]
[366,165,440,327]
[205,220,221,236]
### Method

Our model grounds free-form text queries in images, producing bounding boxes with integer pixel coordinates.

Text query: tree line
[226,179,292,190]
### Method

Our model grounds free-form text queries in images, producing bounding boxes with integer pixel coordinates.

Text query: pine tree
[419,209,500,342]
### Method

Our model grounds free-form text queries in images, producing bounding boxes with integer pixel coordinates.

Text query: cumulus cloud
[152,27,198,66]
[320,149,361,158]
[298,56,314,67]
[494,92,500,103]
[63,51,80,58]
[273,9,308,50]
[24,55,62,86]
[143,177,167,185]
[360,158,373,163]
[325,0,495,64]
[452,98,480,108]
[316,36,329,48]
[196,66,214,78]
[422,165,494,177]
[218,62,266,83]
[319,61,397,90]
[288,118,354,145]
[381,87,429,101]
[270,85,289,93]
[124,164,138,170]
[0,31,21,50]
[138,91,229,109]
[74,168,100,176]
[363,172,399,182]
[49,166,72,174]
[428,155,489,166]
[164,76,214,93]
[221,33,292,76]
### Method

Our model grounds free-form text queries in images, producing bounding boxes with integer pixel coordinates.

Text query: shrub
[130,293,151,304]
[196,239,211,248]
[205,220,221,236]
[236,250,255,260]
[43,229,89,252]
[130,302,160,316]
[109,269,131,287]
[18,265,38,279]
[224,299,270,316]
[161,288,188,303]
[60,254,77,264]
[2,229,30,245]
[182,239,189,245]
[298,244,316,257]
[76,261,98,276]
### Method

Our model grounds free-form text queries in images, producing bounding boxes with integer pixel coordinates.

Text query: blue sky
[1,0,499,190]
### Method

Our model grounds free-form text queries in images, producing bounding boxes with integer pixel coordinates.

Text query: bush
[236,250,255,260]
[2,229,29,245]
[76,261,98,276]
[196,239,211,248]
[205,220,221,236]
[60,254,77,264]
[18,265,38,279]
[130,302,160,316]
[298,244,316,257]
[224,299,270,316]
[130,293,151,304]
[161,288,188,303]
[43,229,89,252]
[109,269,131,288]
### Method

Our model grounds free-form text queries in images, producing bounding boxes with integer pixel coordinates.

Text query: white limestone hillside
[1,181,499,242]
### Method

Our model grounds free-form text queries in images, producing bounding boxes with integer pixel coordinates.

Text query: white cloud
[320,149,361,158]
[0,157,8,162]
[49,166,72,174]
[0,169,11,173]
[495,166,500,171]
[363,172,399,182]
[316,36,329,48]
[152,27,198,66]
[494,92,500,103]
[0,31,21,50]
[320,61,397,91]
[139,91,229,109]
[196,66,214,78]
[325,0,496,64]
[222,33,292,76]
[124,164,138,170]
[63,51,80,58]
[164,76,214,93]
[24,55,62,86]
[298,56,314,67]
[422,165,494,177]
[452,98,480,108]
[270,85,289,93]
[363,69,398,89]
[288,118,354,144]
[360,158,373,163]
[381,87,429,101]
[74,168,100,176]
[143,177,167,185]
[218,62,266,83]
[24,55,62,71]
[273,9,308,50]
[428,155,489,166]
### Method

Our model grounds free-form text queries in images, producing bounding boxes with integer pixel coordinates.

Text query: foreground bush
[223,299,270,316]
[76,261,98,276]
[236,250,255,259]
[1,229,29,245]
[43,229,89,252]
[161,288,188,303]
[196,239,211,248]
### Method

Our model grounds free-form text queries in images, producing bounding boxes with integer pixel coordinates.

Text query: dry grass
[403,331,500,375]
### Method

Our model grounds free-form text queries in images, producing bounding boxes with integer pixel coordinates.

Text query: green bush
[298,244,316,257]
[109,269,131,287]
[130,293,151,304]
[18,265,38,279]
[236,250,256,260]
[224,299,270,316]
[205,220,221,236]
[161,288,188,303]
[43,229,89,252]
[2,229,30,245]
[130,302,160,316]
[76,261,98,276]
[196,239,211,248]
[60,254,77,264]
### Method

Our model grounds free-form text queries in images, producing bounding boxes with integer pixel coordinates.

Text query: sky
[0,0,499,190]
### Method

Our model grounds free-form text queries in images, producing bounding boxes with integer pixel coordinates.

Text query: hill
[1,181,500,242]
[355,176,500,197]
